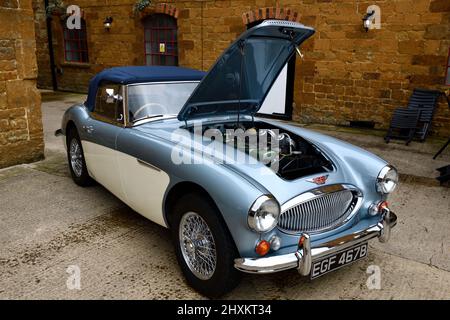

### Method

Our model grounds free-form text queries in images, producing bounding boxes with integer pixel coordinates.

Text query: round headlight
[248,196,280,233]
[376,165,398,194]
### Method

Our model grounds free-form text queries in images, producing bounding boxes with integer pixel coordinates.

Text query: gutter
[44,0,58,91]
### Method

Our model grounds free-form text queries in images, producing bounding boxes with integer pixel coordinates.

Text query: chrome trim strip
[126,80,201,87]
[234,212,397,274]
[281,184,359,212]
[123,84,130,127]
[136,159,161,172]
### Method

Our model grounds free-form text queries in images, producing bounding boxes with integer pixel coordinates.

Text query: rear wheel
[171,193,241,298]
[66,128,94,187]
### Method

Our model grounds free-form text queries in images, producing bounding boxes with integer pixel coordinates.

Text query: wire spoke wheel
[69,138,83,177]
[179,211,217,280]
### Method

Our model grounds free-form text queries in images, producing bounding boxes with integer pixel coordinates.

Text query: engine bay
[187,120,333,180]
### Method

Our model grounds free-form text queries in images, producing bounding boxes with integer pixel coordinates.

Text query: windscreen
[127,82,198,122]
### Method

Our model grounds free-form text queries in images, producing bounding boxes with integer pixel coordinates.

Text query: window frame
[143,13,178,66]
[62,18,89,64]
[91,83,126,127]
[126,80,201,126]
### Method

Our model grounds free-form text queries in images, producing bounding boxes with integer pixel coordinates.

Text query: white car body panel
[82,140,169,227]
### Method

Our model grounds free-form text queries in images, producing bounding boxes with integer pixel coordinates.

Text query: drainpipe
[44,0,58,91]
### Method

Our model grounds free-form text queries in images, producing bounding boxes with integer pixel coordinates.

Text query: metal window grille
[144,14,178,66]
[63,19,88,63]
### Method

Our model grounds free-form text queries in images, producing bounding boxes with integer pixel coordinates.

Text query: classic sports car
[56,20,398,297]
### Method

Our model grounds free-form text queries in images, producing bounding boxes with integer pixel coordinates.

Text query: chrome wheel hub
[179,212,217,280]
[69,138,83,177]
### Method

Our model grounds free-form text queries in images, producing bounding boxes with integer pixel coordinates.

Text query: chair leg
[384,129,392,143]
[406,129,414,146]
[433,138,450,159]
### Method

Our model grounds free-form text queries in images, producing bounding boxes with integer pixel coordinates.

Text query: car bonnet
[177,20,315,122]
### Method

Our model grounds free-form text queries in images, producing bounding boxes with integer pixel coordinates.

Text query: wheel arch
[65,120,77,142]
[64,120,79,150]
[164,181,217,229]
[163,180,242,257]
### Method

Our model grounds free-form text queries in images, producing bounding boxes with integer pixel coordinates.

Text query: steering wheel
[133,102,168,120]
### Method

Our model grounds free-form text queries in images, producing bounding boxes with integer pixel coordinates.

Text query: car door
[81,82,127,202]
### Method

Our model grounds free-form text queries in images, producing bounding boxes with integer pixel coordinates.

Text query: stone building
[0,0,44,169]
[33,0,450,136]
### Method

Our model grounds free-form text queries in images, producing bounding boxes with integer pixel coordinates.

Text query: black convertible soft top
[85,66,205,111]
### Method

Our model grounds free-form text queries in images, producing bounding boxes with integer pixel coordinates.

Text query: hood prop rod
[288,30,304,60]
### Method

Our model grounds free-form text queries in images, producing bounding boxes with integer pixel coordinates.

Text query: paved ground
[0,91,449,299]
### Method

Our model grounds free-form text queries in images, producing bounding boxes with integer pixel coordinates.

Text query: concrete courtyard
[0,91,449,299]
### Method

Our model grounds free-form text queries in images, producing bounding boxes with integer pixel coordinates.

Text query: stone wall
[290,0,450,137]
[0,0,44,169]
[33,0,450,136]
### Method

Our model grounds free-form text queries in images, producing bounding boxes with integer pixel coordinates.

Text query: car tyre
[171,192,242,298]
[66,127,94,187]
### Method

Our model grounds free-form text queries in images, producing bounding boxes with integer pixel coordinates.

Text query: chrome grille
[278,189,357,233]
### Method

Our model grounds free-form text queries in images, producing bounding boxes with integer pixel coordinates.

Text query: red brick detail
[242,6,301,25]
[140,3,179,20]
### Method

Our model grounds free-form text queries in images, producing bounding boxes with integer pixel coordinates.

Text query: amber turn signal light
[255,240,270,256]
[379,201,389,211]
[298,235,306,248]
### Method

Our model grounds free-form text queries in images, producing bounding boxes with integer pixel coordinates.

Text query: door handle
[82,125,94,134]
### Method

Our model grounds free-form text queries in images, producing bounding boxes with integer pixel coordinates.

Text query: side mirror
[105,88,123,104]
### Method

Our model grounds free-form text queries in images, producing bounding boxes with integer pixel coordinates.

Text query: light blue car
[56,20,398,297]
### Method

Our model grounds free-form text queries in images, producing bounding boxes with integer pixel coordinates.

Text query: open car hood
[178,20,315,122]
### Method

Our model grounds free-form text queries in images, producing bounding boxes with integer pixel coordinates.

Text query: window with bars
[446,47,450,86]
[143,14,178,66]
[63,19,89,63]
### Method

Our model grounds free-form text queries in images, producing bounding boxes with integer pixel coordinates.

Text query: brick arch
[242,6,300,26]
[138,3,179,19]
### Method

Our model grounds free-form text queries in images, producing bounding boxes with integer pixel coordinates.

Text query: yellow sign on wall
[159,43,166,53]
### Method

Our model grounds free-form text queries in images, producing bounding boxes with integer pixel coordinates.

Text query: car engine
[188,120,333,181]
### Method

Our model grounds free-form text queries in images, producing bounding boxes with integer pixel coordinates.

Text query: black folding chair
[406,89,442,141]
[384,109,421,145]
[385,88,442,144]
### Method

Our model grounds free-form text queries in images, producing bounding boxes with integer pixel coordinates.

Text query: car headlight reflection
[248,195,280,233]
[376,165,398,194]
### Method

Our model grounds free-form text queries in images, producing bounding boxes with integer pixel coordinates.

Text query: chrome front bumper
[234,211,397,275]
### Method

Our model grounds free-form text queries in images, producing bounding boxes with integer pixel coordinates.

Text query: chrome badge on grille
[307,175,329,185]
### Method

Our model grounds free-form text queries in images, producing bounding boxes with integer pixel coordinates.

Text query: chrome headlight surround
[376,165,398,194]
[248,195,280,233]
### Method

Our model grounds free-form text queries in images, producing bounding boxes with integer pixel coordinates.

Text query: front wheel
[171,193,241,298]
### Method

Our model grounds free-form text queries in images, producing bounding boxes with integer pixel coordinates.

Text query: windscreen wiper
[132,114,165,123]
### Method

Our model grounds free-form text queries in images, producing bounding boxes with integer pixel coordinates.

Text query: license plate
[310,242,368,279]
